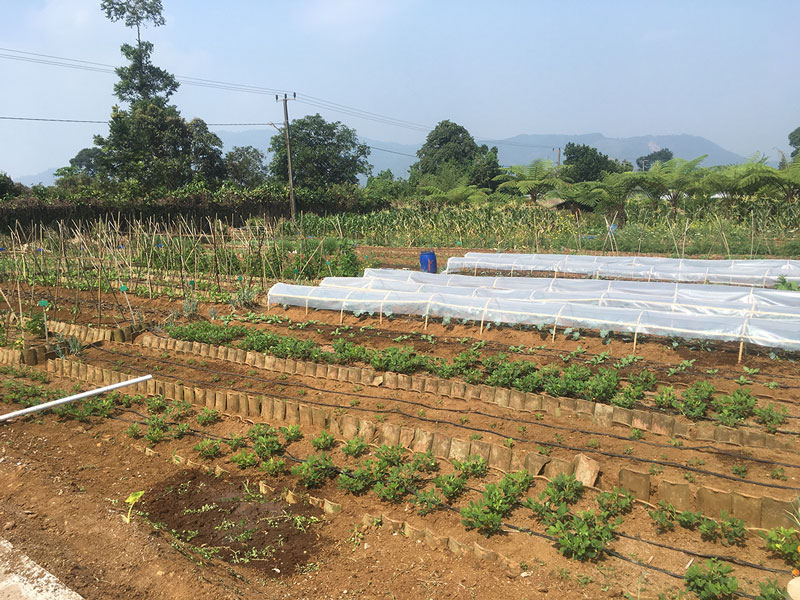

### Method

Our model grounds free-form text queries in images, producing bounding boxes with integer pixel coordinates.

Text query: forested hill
[17,131,746,186]
[214,130,747,178]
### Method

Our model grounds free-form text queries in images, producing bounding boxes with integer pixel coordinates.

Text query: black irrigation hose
[99,338,800,470]
[0,375,788,589]
[85,345,800,492]
[234,311,800,386]
[90,407,798,579]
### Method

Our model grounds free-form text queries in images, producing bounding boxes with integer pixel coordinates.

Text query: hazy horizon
[1,0,798,180]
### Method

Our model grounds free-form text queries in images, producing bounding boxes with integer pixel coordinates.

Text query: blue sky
[1,0,798,178]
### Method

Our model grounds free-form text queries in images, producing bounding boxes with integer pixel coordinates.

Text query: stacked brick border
[43,356,796,529]
[134,333,795,453]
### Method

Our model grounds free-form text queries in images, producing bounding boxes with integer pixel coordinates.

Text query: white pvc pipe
[0,374,152,423]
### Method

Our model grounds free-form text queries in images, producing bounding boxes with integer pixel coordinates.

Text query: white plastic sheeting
[317,269,800,320]
[267,274,800,351]
[446,253,800,287]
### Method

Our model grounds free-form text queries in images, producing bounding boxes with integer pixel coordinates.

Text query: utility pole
[276,92,297,222]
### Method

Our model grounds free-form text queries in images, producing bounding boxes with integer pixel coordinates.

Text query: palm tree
[632,156,707,210]
[740,155,800,205]
[496,159,559,203]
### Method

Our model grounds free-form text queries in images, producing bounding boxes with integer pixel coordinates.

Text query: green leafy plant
[413,488,443,515]
[225,434,247,450]
[684,559,738,600]
[337,461,378,495]
[230,449,259,470]
[280,425,303,443]
[595,487,634,517]
[548,509,619,561]
[194,438,222,460]
[433,473,467,501]
[121,490,145,524]
[311,430,335,450]
[453,455,488,479]
[754,404,789,433]
[731,464,748,478]
[196,407,220,426]
[648,501,676,532]
[291,452,335,488]
[260,457,286,476]
[341,436,367,458]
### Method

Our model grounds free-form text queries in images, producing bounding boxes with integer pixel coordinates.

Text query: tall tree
[225,146,269,187]
[467,146,502,190]
[636,148,674,171]
[412,120,482,180]
[562,143,626,182]
[69,147,103,177]
[93,0,224,191]
[268,113,370,190]
[101,1,176,103]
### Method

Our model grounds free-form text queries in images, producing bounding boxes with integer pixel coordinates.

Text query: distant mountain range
[16,131,750,186]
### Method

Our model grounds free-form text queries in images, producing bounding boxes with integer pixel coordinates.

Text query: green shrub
[654,386,677,410]
[595,487,634,517]
[676,381,715,420]
[547,509,619,561]
[711,388,756,427]
[225,434,247,450]
[676,510,703,530]
[260,457,286,476]
[311,430,335,450]
[252,432,284,459]
[194,438,222,460]
[582,368,620,403]
[196,407,220,426]
[757,579,787,600]
[761,526,800,564]
[280,425,303,443]
[684,559,738,599]
[754,404,789,433]
[291,453,335,488]
[230,449,259,470]
[410,451,438,473]
[338,461,378,495]
[453,455,488,479]
[413,489,443,515]
[461,499,503,536]
[374,444,406,469]
[341,436,368,457]
[433,473,467,501]
[629,369,657,392]
[373,464,419,503]
[648,501,676,532]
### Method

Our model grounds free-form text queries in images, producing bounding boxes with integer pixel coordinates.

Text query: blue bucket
[419,251,437,273]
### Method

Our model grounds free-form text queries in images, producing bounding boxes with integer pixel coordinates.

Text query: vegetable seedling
[121,490,145,524]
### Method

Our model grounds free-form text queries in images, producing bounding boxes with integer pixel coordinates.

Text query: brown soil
[141,469,324,577]
[1,269,799,599]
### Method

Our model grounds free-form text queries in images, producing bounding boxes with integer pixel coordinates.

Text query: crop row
[1,366,788,600]
[165,321,789,434]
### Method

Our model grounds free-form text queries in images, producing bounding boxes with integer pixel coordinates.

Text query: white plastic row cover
[445,253,800,287]
[267,282,800,351]
[340,270,800,319]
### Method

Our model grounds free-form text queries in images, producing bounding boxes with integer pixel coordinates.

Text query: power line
[366,145,417,158]
[0,45,568,152]
[0,115,420,158]
[0,116,108,124]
